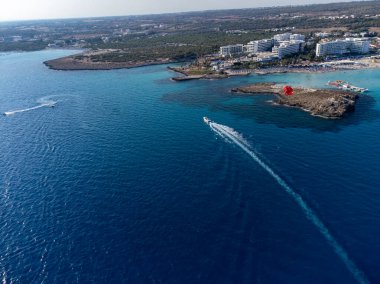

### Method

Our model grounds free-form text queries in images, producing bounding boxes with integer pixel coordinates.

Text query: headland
[43,49,178,71]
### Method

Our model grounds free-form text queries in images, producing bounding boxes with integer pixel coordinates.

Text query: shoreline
[42,50,380,76]
[169,57,380,81]
[43,49,188,71]
[44,56,179,71]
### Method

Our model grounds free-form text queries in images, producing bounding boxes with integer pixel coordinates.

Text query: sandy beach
[251,57,380,75]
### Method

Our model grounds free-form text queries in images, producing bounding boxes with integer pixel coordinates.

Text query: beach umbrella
[283,85,294,96]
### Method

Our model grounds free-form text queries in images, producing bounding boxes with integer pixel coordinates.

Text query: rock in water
[231,83,358,118]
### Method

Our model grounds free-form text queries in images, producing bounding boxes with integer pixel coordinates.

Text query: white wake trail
[4,100,56,116]
[208,121,369,284]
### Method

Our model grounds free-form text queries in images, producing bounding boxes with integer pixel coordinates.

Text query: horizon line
[0,0,369,24]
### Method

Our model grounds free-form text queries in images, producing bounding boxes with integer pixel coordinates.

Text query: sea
[1,50,380,284]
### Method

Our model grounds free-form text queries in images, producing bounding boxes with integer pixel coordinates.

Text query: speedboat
[203,116,211,124]
[46,102,56,108]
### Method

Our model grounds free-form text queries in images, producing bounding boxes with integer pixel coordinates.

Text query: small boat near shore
[327,80,368,93]
[203,117,211,124]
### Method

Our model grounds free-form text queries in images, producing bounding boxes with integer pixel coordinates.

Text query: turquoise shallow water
[0,50,380,283]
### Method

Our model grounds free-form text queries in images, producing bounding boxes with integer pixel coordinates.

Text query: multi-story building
[315,32,331,38]
[346,38,370,54]
[220,44,244,56]
[290,34,305,41]
[218,33,306,59]
[246,39,273,53]
[316,38,370,56]
[316,40,349,56]
[273,33,291,42]
[272,40,304,59]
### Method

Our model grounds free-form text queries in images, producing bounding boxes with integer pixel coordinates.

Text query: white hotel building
[219,44,244,56]
[273,33,292,42]
[290,34,305,41]
[316,38,370,57]
[272,33,305,42]
[272,40,305,59]
[219,33,306,59]
[246,39,273,53]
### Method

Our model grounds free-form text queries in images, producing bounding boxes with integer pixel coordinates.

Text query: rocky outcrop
[231,82,358,118]
[171,74,229,81]
[44,54,176,71]
[168,66,230,81]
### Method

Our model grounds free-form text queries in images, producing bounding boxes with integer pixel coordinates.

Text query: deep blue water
[1,50,380,283]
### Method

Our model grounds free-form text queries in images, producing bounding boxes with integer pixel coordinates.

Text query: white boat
[328,80,368,93]
[203,117,211,124]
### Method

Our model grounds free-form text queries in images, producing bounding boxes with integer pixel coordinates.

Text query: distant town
[219,32,374,60]
[211,31,378,71]
[167,29,380,80]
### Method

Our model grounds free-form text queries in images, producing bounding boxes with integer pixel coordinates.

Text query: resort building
[218,33,306,59]
[316,38,370,56]
[273,33,292,42]
[246,39,273,53]
[315,32,331,38]
[272,40,305,59]
[347,38,370,54]
[290,34,305,41]
[220,44,244,56]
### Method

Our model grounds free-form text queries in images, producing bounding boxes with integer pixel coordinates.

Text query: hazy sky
[0,0,357,21]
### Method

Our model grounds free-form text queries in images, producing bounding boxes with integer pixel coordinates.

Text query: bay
[1,50,379,283]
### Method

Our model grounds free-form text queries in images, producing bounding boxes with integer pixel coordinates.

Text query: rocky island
[231,82,358,118]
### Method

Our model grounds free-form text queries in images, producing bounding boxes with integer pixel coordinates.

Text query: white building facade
[220,44,244,56]
[218,33,306,60]
[272,40,304,59]
[290,34,305,41]
[246,39,273,53]
[273,33,291,42]
[316,38,370,56]
[346,38,370,54]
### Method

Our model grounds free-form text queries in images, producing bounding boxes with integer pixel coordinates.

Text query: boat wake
[207,119,369,284]
[4,97,57,116]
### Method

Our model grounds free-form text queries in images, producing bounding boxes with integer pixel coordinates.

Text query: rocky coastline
[43,48,380,75]
[231,82,358,118]
[44,52,178,71]
[168,66,231,81]
[170,74,230,81]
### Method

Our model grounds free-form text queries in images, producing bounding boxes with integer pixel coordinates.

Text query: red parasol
[283,85,294,96]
